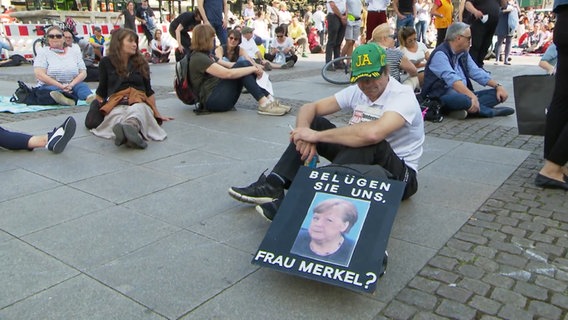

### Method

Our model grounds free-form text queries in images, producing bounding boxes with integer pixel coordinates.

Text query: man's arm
[465,1,483,19]
[223,0,229,28]
[328,0,347,25]
[197,0,210,24]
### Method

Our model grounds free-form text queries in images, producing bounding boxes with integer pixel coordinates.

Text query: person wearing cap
[228,43,425,221]
[421,22,514,120]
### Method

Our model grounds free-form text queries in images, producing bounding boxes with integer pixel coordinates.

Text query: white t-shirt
[240,36,260,58]
[400,42,429,72]
[334,77,424,171]
[270,37,294,57]
[34,46,86,85]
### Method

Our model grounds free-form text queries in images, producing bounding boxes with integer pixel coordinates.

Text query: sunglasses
[47,34,64,39]
[229,36,240,41]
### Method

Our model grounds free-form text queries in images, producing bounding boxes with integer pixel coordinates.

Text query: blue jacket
[421,42,474,99]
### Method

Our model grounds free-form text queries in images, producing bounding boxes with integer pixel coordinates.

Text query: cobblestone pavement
[1,61,566,320]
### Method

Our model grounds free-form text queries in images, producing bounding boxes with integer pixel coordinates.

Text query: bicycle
[321,55,352,85]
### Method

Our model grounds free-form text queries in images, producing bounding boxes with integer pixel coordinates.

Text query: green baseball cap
[350,43,387,83]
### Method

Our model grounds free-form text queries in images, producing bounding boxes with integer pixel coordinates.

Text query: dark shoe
[281,60,295,69]
[492,107,515,117]
[255,197,282,221]
[122,124,147,149]
[47,116,76,153]
[228,172,284,205]
[535,173,568,190]
[112,123,126,146]
[263,61,272,71]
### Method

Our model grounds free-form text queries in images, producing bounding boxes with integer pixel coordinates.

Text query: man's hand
[290,127,319,161]
[495,86,508,103]
[467,95,480,113]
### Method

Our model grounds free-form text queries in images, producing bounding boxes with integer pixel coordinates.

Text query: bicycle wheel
[321,56,352,85]
[32,38,45,57]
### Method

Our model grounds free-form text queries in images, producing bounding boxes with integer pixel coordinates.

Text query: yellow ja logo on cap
[355,53,372,67]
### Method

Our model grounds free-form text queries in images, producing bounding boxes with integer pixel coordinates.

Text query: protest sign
[252,166,405,293]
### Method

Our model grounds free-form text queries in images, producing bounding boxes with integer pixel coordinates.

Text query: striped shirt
[33,46,86,86]
[386,48,404,82]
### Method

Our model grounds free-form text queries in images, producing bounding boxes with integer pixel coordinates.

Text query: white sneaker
[50,91,76,106]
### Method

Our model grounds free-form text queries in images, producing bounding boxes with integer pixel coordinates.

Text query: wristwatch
[494,83,502,89]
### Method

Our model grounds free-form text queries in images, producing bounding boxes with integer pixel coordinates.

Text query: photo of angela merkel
[291,197,364,267]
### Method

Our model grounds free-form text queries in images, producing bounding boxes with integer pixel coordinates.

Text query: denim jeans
[40,82,92,101]
[415,20,427,44]
[206,60,269,112]
[439,88,501,117]
[396,14,415,30]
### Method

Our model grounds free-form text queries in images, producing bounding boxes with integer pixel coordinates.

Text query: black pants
[325,13,346,63]
[435,28,447,48]
[169,26,190,62]
[544,6,568,166]
[264,53,298,65]
[469,17,498,67]
[272,117,418,200]
[0,127,31,150]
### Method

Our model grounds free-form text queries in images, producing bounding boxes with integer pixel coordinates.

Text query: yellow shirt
[288,24,306,40]
[433,0,453,29]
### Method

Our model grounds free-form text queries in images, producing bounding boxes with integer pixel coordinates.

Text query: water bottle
[305,154,319,168]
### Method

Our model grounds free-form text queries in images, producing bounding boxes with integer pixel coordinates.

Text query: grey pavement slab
[0,168,61,203]
[22,206,180,271]
[0,239,79,308]
[0,275,166,320]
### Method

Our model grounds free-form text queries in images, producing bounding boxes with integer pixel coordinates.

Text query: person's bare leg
[27,135,47,149]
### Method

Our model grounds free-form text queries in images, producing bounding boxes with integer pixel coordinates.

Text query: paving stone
[519,221,546,233]
[383,300,417,320]
[497,304,534,320]
[446,238,474,252]
[491,287,527,308]
[412,311,450,320]
[436,285,473,303]
[438,247,476,263]
[528,207,553,218]
[454,231,488,245]
[479,316,502,320]
[511,211,533,222]
[514,281,549,300]
[457,264,485,280]
[472,246,497,259]
[495,216,519,227]
[527,261,556,277]
[473,256,500,273]
[534,242,566,256]
[468,219,501,231]
[482,230,507,242]
[461,225,485,235]
[501,225,527,237]
[419,267,460,284]
[396,288,438,310]
[458,278,490,296]
[408,276,441,293]
[510,236,535,248]
[530,233,556,244]
[534,216,561,228]
[428,256,458,271]
[551,293,568,309]
[528,300,563,319]
[435,299,476,320]
[488,240,523,255]
[468,295,501,315]
[473,211,497,221]
[544,227,568,238]
[535,275,567,293]
[496,252,529,268]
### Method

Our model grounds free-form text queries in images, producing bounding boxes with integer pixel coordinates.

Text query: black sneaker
[228,172,284,205]
[255,197,282,221]
[46,116,76,153]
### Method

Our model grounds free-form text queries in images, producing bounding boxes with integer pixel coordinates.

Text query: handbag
[10,81,32,103]
[513,74,554,136]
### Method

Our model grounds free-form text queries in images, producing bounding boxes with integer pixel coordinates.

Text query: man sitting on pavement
[228,43,425,220]
[240,27,286,70]
[421,22,515,120]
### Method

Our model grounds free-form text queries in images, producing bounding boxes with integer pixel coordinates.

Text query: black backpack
[0,54,28,67]
[174,55,206,114]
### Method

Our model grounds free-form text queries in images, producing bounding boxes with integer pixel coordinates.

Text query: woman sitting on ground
[150,29,172,63]
[264,26,297,68]
[90,28,173,149]
[398,26,430,88]
[33,25,95,106]
[371,23,419,90]
[189,24,290,115]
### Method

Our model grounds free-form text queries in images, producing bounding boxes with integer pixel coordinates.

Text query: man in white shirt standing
[326,0,347,65]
